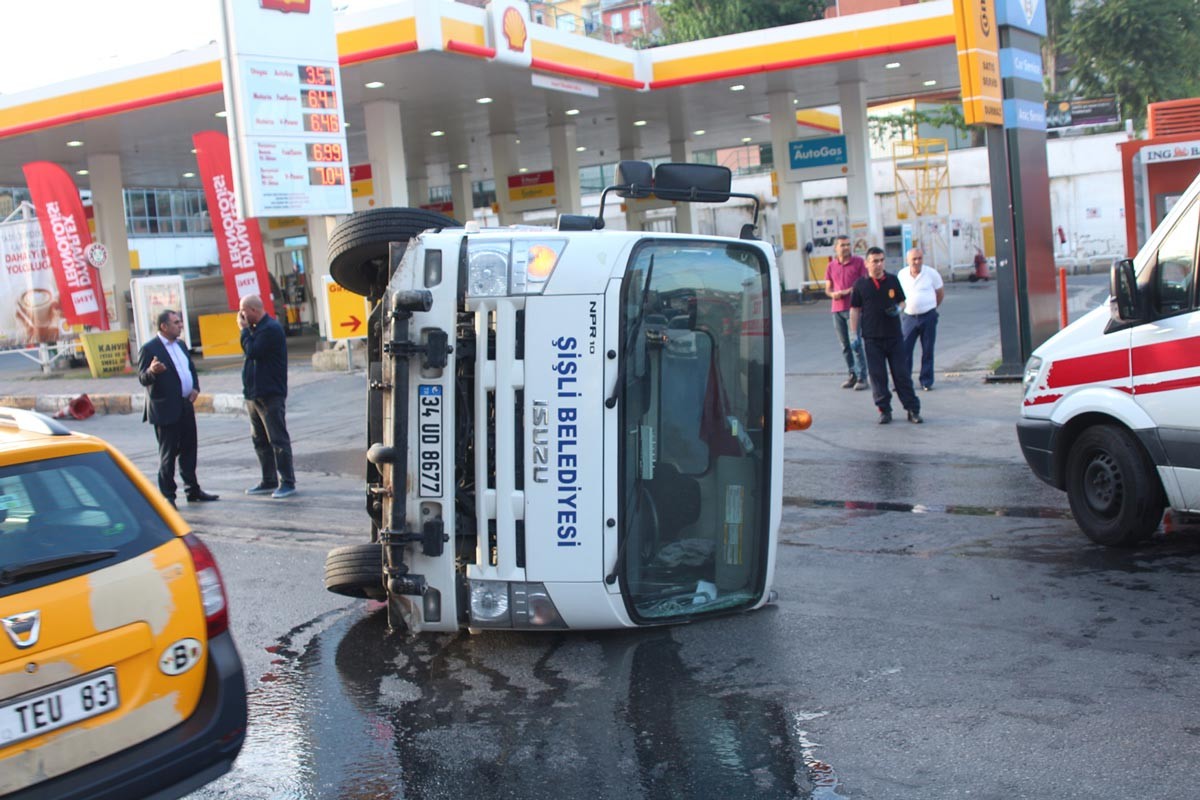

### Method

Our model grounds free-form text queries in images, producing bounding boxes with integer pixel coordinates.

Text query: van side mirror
[1110,258,1140,322]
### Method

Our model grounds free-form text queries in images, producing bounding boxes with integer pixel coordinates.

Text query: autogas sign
[788,135,848,171]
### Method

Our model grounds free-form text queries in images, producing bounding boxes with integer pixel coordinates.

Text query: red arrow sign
[340,315,362,332]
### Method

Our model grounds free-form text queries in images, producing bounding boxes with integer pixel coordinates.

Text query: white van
[1018,171,1200,546]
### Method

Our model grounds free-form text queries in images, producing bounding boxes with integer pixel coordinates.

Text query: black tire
[324,544,386,599]
[328,207,459,298]
[1065,425,1165,546]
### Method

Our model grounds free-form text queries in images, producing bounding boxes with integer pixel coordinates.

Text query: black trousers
[864,336,919,415]
[247,395,295,487]
[154,401,199,500]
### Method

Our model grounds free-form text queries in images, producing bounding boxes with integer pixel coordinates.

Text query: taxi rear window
[0,451,175,596]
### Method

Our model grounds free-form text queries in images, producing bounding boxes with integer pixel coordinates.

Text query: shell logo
[260,0,311,12]
[502,7,528,52]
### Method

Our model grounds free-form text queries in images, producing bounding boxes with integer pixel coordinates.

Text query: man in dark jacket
[849,247,922,425]
[138,309,219,507]
[238,294,296,498]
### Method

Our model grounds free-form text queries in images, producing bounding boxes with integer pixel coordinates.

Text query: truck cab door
[1130,194,1200,509]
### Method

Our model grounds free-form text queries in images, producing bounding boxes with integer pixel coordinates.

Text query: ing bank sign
[488,1,533,68]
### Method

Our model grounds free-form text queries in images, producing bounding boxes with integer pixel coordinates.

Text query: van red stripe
[1023,393,1062,407]
[1133,373,1200,395]
[1131,336,1200,376]
[1046,335,1200,391]
[1044,348,1128,389]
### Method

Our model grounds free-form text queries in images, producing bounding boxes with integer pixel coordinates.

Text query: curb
[0,393,248,416]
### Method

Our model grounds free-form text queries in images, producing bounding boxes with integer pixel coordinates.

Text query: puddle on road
[197,607,837,799]
[784,495,1073,520]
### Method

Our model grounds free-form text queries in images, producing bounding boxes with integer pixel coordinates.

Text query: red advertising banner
[21,161,109,328]
[192,131,274,316]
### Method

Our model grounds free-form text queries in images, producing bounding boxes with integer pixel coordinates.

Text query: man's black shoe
[907,410,923,424]
[187,490,220,502]
[841,375,857,389]
[878,411,892,425]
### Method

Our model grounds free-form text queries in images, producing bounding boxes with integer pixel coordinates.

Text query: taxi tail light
[183,534,230,639]
[784,408,812,432]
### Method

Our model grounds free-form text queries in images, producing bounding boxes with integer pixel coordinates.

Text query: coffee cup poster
[0,218,70,349]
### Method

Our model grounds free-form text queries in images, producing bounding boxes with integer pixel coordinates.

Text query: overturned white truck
[323,161,809,632]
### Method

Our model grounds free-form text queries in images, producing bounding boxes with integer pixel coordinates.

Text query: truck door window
[1152,196,1198,317]
[617,240,771,622]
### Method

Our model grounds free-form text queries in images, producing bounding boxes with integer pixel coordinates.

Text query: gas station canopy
[0,0,962,190]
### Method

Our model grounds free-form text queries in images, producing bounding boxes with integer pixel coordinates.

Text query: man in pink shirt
[824,235,868,390]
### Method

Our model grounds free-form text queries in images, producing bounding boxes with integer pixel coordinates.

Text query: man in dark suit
[138,309,219,508]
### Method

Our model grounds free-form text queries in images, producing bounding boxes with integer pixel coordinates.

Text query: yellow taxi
[0,408,246,798]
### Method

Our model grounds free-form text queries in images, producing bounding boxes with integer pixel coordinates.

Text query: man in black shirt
[238,294,297,497]
[849,247,922,424]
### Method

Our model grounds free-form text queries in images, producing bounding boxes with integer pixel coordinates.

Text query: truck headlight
[467,244,510,297]
[468,580,510,625]
[467,239,565,298]
[468,580,566,628]
[511,583,565,628]
[1022,355,1043,395]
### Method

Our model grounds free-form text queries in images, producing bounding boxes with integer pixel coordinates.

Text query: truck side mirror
[1110,258,1140,322]
[615,161,653,198]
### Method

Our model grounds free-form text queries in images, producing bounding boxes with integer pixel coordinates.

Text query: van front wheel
[1065,425,1164,546]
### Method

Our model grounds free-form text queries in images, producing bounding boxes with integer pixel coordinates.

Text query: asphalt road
[18,274,1200,799]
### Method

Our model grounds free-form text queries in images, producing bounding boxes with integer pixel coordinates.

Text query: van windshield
[616,240,771,623]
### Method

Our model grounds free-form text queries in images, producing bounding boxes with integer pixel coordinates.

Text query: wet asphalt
[7,274,1200,798]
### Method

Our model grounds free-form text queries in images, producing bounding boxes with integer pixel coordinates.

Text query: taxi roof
[0,428,103,466]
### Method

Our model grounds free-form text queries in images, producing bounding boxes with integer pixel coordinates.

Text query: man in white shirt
[137,309,219,508]
[897,248,945,391]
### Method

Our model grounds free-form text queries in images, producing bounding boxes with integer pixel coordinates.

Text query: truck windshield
[616,240,772,623]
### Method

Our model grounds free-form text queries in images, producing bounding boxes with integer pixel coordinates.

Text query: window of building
[630,9,643,28]
[0,188,31,218]
[473,179,496,210]
[124,188,210,236]
[425,180,496,211]
[610,12,623,32]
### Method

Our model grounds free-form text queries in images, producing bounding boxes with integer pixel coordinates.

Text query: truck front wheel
[328,207,459,299]
[324,544,386,599]
[1065,425,1164,546]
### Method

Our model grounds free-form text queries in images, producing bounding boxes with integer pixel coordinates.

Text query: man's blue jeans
[901,309,939,389]
[833,310,867,381]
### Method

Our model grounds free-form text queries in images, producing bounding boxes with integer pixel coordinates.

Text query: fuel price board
[220,0,353,217]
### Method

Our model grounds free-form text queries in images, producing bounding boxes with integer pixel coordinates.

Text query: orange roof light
[784,408,812,432]
[524,242,564,282]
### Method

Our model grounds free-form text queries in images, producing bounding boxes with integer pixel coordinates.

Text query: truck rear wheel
[1065,425,1164,546]
[324,544,386,599]
[328,207,459,298]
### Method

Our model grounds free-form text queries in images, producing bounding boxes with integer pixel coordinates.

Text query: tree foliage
[867,104,969,146]
[1063,0,1200,127]
[659,0,827,44]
